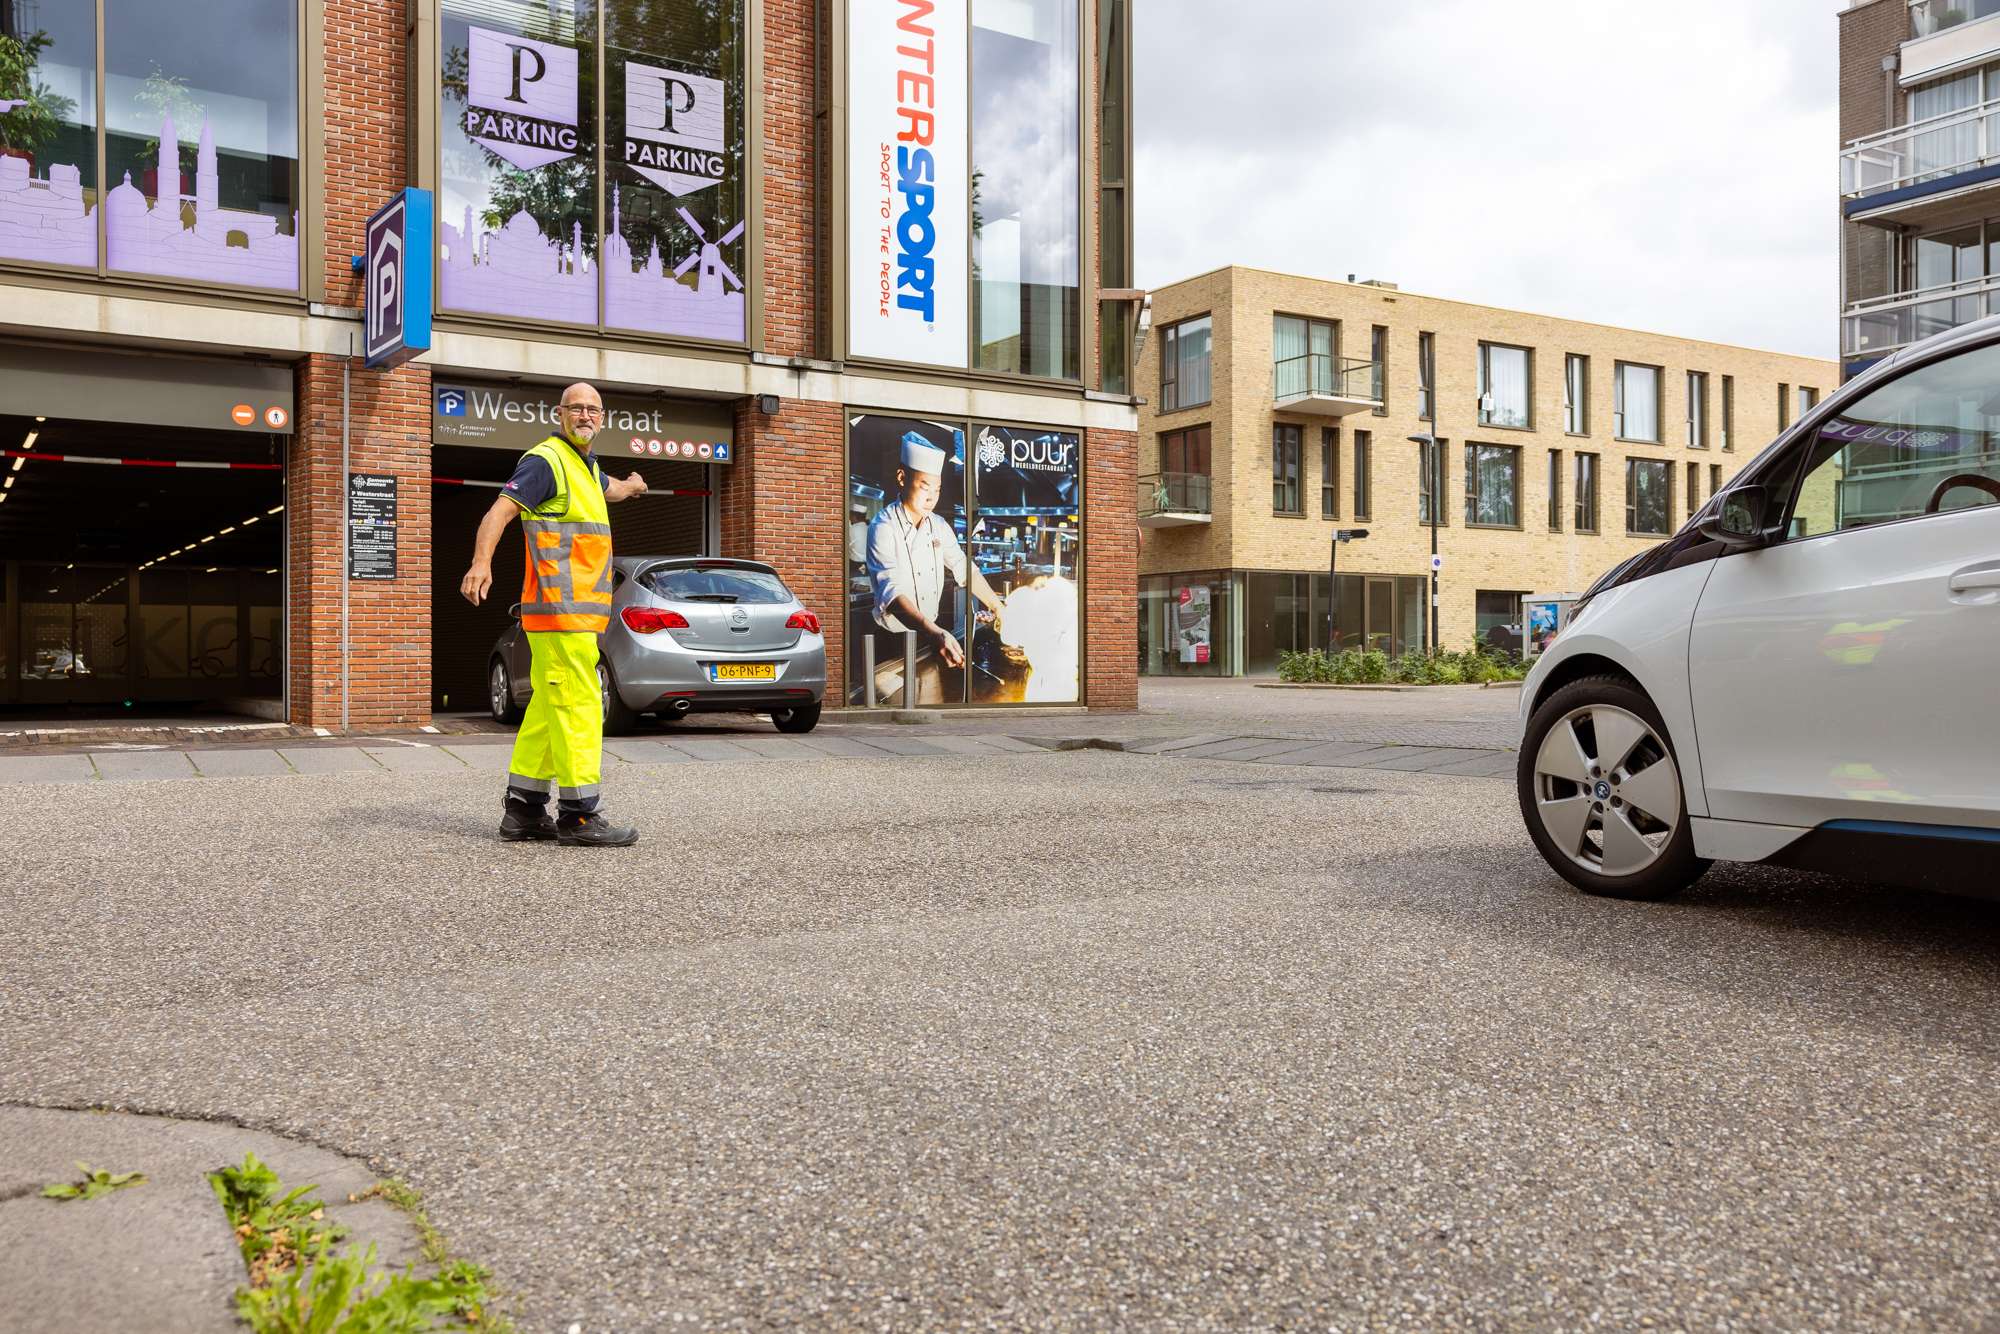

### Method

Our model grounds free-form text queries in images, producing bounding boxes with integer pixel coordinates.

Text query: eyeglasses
[562,404,604,419]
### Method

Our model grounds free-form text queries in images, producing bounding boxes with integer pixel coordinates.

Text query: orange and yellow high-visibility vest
[517,435,614,634]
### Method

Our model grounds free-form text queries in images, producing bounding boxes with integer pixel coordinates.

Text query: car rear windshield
[644,565,791,604]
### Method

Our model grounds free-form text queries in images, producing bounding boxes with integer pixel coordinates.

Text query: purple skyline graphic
[441,186,744,340]
[0,110,298,288]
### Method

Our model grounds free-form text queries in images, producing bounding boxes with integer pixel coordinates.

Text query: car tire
[490,658,524,725]
[599,658,640,736]
[1516,673,1710,900]
[771,703,822,734]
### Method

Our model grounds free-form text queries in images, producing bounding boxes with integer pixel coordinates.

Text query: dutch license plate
[714,663,776,681]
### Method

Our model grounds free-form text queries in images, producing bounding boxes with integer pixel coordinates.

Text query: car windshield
[644,565,791,604]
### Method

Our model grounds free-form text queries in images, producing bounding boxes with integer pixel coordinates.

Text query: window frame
[1463,440,1523,529]
[1564,354,1589,435]
[1574,451,1600,534]
[1417,331,1436,422]
[1624,456,1675,536]
[1477,341,1534,431]
[1272,422,1303,516]
[1320,426,1340,519]
[1614,361,1664,444]
[1721,374,1735,451]
[1158,423,1211,477]
[1416,435,1451,526]
[1687,370,1709,449]
[1547,448,1564,531]
[1273,312,1339,400]
[1686,460,1701,517]
[1158,313,1213,414]
[1353,429,1372,520]
[1370,324,1388,416]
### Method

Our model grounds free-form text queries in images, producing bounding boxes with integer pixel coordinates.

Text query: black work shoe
[556,813,640,848]
[499,806,558,842]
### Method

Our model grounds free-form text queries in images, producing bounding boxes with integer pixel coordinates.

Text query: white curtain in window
[1274,316,1307,398]
[1178,318,1211,406]
[1621,365,1659,441]
[1910,70,1982,180]
[1487,346,1529,427]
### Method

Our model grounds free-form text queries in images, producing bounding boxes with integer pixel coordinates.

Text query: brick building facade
[0,0,1139,726]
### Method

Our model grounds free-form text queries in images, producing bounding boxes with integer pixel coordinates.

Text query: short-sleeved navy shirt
[501,437,611,513]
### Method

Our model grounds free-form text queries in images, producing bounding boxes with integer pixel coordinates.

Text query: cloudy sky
[1133,0,1838,360]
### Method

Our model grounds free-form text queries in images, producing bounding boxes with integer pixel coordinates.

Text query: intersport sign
[846,0,967,368]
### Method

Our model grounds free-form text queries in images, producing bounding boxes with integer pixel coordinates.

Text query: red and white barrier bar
[1,448,281,471]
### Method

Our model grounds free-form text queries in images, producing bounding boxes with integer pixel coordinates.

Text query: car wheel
[490,658,524,724]
[599,658,640,736]
[1516,674,1709,900]
[771,703,822,734]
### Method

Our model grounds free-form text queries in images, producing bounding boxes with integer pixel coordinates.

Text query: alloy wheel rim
[1532,703,1682,878]
[599,664,610,721]
[491,663,507,719]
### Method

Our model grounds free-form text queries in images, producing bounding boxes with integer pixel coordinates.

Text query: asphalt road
[2,745,1996,1331]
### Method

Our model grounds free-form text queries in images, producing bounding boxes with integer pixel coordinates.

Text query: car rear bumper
[611,632,827,712]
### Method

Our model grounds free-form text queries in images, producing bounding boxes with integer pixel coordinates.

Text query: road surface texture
[2,707,1996,1329]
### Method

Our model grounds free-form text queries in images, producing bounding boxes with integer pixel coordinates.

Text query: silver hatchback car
[489,557,828,734]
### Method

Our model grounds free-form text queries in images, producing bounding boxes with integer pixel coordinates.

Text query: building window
[1417,331,1436,421]
[1574,452,1600,533]
[1778,383,1791,429]
[1273,423,1302,515]
[1686,461,1701,516]
[1096,0,1131,395]
[1687,371,1709,449]
[1626,457,1673,535]
[442,0,749,340]
[1710,463,1722,499]
[1478,342,1532,429]
[1476,590,1525,651]
[1371,325,1388,415]
[1417,436,1450,524]
[1154,425,1211,516]
[1798,385,1819,417]
[1564,354,1588,434]
[1353,430,1372,520]
[972,0,1080,378]
[1464,442,1522,527]
[1320,427,1340,519]
[0,0,302,288]
[1720,375,1735,451]
[1159,315,1212,411]
[1547,449,1563,531]
[1615,363,1662,442]
[1274,314,1337,400]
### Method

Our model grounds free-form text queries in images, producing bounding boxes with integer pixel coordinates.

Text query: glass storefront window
[972,0,1079,379]
[0,5,97,269]
[102,0,299,290]
[604,0,745,340]
[440,1,597,324]
[1140,572,1234,676]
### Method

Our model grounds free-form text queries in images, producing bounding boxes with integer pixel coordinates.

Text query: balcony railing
[1842,95,2000,204]
[1139,472,1212,526]
[1910,0,2000,39]
[1272,354,1382,414]
[1842,270,2000,359]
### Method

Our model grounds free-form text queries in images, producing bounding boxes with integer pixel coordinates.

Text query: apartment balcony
[1842,271,2000,363]
[1272,354,1382,417]
[1905,2,2000,82]
[1842,96,2000,226]
[1139,472,1211,528]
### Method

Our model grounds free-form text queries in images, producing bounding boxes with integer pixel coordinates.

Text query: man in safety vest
[459,382,649,846]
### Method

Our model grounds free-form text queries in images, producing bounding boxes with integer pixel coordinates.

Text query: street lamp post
[1329,527,1369,654]
[1408,431,1442,651]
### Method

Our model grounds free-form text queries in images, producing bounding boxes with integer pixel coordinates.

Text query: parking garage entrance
[0,344,291,724]
[427,380,729,714]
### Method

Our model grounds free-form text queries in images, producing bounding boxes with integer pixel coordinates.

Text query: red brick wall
[1085,426,1137,709]
[761,0,817,358]
[321,0,409,304]
[721,399,846,691]
[290,356,433,729]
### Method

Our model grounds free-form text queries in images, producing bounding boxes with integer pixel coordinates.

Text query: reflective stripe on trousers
[505,630,603,816]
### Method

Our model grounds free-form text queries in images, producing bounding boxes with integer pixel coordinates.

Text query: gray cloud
[1134,0,1838,359]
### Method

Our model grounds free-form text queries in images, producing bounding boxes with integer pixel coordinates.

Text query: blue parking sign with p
[364,188,434,369]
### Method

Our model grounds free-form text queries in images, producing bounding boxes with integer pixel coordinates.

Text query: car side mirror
[1698,484,1771,549]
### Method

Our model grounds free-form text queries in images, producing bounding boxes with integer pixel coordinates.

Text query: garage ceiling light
[267,505,282,515]
[199,535,215,544]
[219,526,235,535]
[9,458,20,472]
[204,566,217,573]
[241,516,259,526]
[21,431,36,450]
[34,416,44,423]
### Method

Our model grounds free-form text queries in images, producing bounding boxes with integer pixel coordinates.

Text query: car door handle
[1948,561,2000,593]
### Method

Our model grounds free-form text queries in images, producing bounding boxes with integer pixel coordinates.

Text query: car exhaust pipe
[669,697,693,715]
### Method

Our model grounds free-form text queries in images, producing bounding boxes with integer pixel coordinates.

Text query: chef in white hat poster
[865,428,1006,675]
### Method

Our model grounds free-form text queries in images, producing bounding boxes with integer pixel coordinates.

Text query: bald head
[557,382,604,448]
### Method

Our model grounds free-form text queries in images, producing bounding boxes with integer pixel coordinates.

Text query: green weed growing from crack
[40,1162,146,1201]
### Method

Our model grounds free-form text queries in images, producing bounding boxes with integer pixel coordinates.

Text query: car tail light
[621,606,689,633]
[786,609,821,634]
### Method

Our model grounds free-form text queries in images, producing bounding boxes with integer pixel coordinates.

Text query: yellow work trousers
[506,630,604,815]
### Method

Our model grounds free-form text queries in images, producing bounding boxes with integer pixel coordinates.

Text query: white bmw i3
[1518,319,2000,899]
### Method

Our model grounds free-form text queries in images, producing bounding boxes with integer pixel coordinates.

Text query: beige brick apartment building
[1136,267,1837,675]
